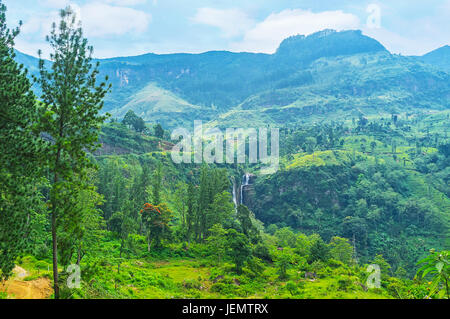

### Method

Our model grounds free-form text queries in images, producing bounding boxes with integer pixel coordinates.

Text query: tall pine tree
[0,0,45,281]
[36,7,110,298]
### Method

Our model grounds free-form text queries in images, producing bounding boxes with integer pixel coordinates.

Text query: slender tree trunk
[51,198,59,299]
[76,246,81,266]
[445,276,449,299]
[352,233,358,263]
[50,109,65,300]
[147,235,152,252]
[51,158,61,299]
[118,238,124,274]
[186,227,191,250]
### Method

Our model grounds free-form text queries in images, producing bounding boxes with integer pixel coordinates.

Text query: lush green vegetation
[4,113,448,299]
[250,116,449,278]
[1,1,449,300]
[16,30,450,130]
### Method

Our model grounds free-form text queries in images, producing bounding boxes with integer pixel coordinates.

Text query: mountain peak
[308,29,339,38]
[421,45,450,72]
[423,45,450,57]
[275,29,387,64]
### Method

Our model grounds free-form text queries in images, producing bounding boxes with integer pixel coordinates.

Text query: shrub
[211,282,236,296]
[327,258,345,269]
[182,279,202,290]
[35,260,50,272]
[286,281,299,296]
[337,277,354,291]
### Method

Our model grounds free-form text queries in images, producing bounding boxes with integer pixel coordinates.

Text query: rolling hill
[16,29,450,129]
[420,45,450,73]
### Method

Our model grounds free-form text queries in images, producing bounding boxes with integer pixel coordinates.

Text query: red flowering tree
[140,202,172,251]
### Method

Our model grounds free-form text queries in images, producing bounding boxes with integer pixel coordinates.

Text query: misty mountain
[420,45,450,73]
[16,30,450,129]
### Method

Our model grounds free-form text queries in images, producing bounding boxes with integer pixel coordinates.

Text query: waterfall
[232,177,238,212]
[240,173,251,205]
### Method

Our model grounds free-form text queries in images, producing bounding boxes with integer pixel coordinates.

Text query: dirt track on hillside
[0,266,52,299]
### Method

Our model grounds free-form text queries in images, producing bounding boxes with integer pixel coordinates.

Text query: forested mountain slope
[16,30,450,129]
[420,45,450,73]
[3,0,449,300]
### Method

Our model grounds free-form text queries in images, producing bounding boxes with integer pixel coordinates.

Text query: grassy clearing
[11,254,393,299]
[285,150,377,170]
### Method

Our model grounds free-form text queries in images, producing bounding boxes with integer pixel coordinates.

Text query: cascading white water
[232,177,238,212]
[240,173,251,205]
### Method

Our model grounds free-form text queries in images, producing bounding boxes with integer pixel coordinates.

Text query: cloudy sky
[3,0,450,58]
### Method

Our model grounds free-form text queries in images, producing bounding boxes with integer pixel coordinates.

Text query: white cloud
[21,9,68,38]
[362,25,446,56]
[22,2,151,38]
[359,1,449,56]
[41,0,71,8]
[362,28,416,55]
[14,38,52,58]
[81,2,151,37]
[191,7,255,38]
[42,0,147,7]
[230,9,360,53]
[103,0,147,5]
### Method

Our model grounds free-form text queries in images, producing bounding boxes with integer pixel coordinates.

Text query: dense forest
[0,2,449,300]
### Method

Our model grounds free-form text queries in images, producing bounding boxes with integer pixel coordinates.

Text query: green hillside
[2,0,449,301]
[17,30,450,129]
[109,83,215,129]
[421,45,450,72]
